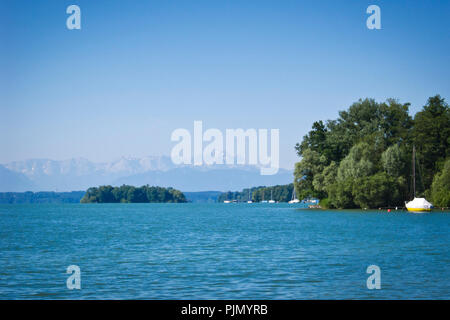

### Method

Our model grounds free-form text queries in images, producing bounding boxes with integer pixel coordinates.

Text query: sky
[1,0,449,169]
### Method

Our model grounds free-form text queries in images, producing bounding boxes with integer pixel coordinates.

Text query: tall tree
[413,95,450,191]
[430,159,450,207]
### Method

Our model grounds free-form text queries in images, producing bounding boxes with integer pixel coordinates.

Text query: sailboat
[288,186,300,204]
[269,189,275,203]
[405,146,433,212]
[261,190,268,203]
[247,189,253,204]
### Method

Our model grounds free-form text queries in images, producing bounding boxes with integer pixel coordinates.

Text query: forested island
[218,184,294,202]
[294,95,450,209]
[80,185,187,203]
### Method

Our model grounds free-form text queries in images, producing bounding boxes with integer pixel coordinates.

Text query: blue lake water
[0,203,449,299]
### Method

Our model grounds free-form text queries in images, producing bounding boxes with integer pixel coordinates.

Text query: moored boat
[405,146,433,212]
[268,190,275,203]
[247,190,253,203]
[288,187,300,204]
[405,197,433,212]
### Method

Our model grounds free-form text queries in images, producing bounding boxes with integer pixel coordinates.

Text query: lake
[0,203,449,299]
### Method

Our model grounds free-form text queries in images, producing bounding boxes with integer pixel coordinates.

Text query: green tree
[294,149,328,199]
[327,178,356,209]
[312,161,337,195]
[169,188,187,203]
[295,120,329,158]
[80,187,100,203]
[413,95,450,191]
[327,142,377,208]
[381,144,405,177]
[337,142,376,181]
[352,172,401,209]
[219,184,294,203]
[98,185,116,203]
[430,159,450,207]
[81,185,187,203]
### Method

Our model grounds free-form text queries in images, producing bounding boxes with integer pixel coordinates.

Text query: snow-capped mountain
[5,156,176,178]
[1,156,293,192]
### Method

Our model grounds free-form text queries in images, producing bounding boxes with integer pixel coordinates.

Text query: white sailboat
[268,189,275,203]
[247,189,253,203]
[261,190,268,203]
[405,197,433,212]
[288,186,300,204]
[405,146,433,212]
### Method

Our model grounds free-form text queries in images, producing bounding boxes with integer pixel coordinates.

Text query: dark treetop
[81,185,187,203]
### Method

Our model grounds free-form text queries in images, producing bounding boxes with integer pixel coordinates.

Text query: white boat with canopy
[405,146,433,212]
[406,197,433,212]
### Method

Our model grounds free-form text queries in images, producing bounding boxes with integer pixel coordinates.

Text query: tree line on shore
[80,185,187,203]
[252,184,294,202]
[0,191,84,204]
[294,95,449,209]
[217,184,294,202]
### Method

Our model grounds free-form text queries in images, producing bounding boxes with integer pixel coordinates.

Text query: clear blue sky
[1,0,449,169]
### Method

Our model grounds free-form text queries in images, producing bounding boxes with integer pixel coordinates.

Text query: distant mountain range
[0,156,293,192]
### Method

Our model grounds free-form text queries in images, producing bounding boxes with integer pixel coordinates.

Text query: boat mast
[412,145,416,198]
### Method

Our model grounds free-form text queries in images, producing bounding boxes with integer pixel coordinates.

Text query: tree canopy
[80,185,187,203]
[294,95,449,209]
[218,184,294,202]
[430,159,450,207]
